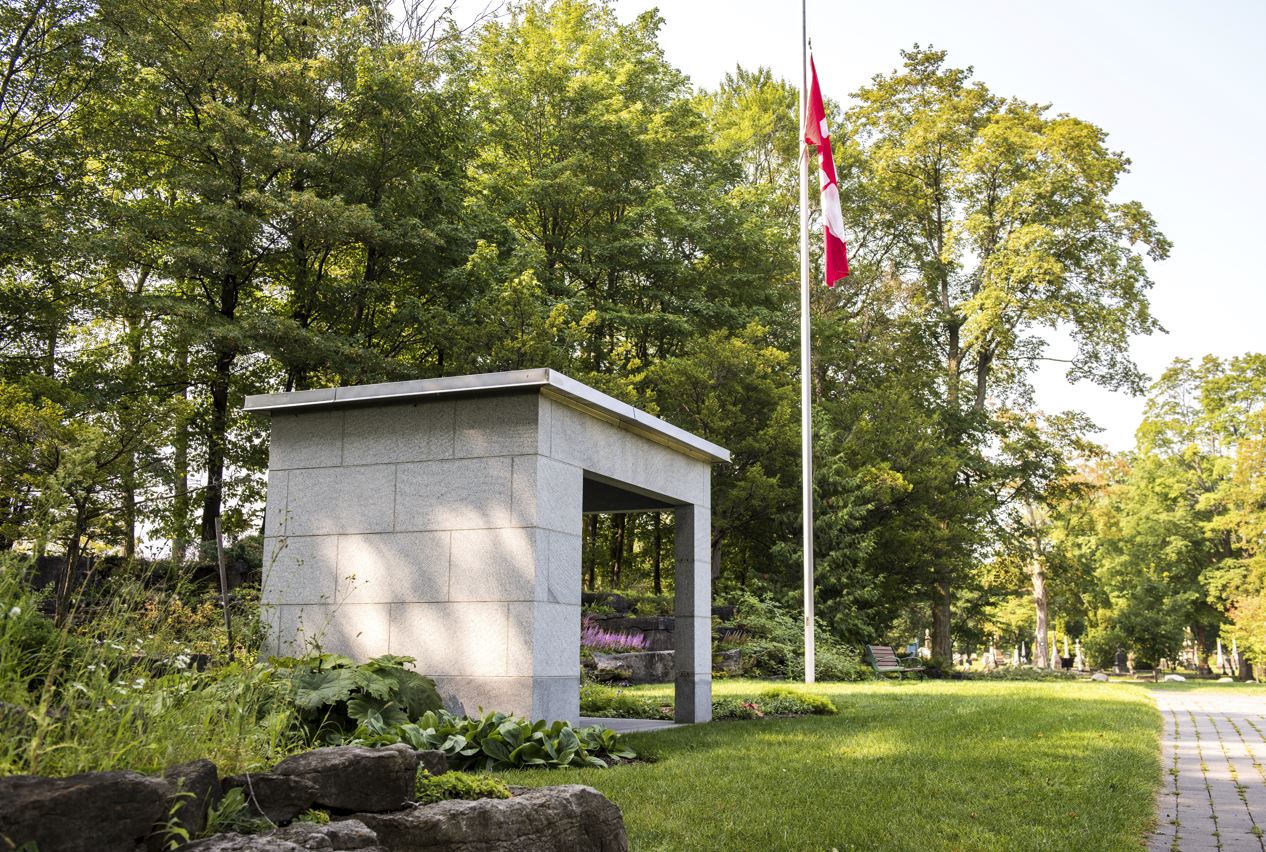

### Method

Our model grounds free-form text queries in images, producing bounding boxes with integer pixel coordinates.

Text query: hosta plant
[369,709,637,771]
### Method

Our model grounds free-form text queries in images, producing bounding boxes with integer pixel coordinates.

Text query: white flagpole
[799,0,816,685]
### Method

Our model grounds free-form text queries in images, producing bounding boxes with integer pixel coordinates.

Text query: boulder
[0,770,171,852]
[347,784,627,851]
[185,819,383,851]
[416,749,448,778]
[158,758,222,841]
[1163,674,1187,683]
[269,819,384,850]
[272,744,418,813]
[1090,672,1110,682]
[713,649,742,675]
[223,772,319,823]
[591,650,675,684]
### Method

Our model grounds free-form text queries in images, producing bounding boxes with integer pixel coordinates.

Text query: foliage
[274,654,443,744]
[295,808,331,825]
[372,709,636,771]
[729,592,871,682]
[580,616,650,654]
[202,787,263,837]
[711,697,764,720]
[753,686,838,716]
[0,0,1189,689]
[415,770,511,805]
[0,558,303,776]
[579,683,672,720]
[579,681,836,720]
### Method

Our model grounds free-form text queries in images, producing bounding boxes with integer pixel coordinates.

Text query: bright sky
[608,0,1266,451]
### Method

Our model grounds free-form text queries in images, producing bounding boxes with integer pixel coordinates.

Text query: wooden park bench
[865,644,926,679]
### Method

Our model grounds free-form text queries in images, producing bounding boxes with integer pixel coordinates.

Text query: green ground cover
[505,680,1161,851]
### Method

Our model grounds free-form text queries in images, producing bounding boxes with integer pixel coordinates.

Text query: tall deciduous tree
[847,47,1169,657]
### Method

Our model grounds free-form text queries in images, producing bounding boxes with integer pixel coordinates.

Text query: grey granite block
[511,455,583,533]
[395,457,512,531]
[390,602,509,677]
[276,603,390,659]
[342,400,455,465]
[336,531,450,604]
[454,393,539,458]
[544,530,582,605]
[286,465,396,536]
[269,411,344,470]
[262,535,338,605]
[449,527,539,601]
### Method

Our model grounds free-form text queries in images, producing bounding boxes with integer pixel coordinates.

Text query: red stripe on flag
[804,56,849,286]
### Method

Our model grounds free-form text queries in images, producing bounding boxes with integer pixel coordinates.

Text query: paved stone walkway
[1150,690,1266,851]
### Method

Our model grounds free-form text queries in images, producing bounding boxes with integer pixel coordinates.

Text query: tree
[847,47,1169,657]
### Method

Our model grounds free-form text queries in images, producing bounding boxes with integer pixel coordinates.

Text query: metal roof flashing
[242,368,731,464]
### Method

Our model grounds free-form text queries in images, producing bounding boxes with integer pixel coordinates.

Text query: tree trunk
[1031,556,1049,669]
[172,347,190,561]
[652,513,662,595]
[1194,624,1210,675]
[931,575,952,661]
[584,514,599,591]
[610,514,626,588]
[1237,652,1252,682]
[199,348,234,543]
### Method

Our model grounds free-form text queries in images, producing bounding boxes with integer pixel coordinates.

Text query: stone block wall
[262,387,714,724]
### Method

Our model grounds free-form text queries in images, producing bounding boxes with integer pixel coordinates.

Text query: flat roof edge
[242,368,731,463]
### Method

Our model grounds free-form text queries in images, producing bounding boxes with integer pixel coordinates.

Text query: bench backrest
[866,644,904,668]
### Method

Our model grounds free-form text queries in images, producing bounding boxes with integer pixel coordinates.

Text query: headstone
[1114,649,1127,674]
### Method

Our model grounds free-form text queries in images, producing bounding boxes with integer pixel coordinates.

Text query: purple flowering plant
[581,615,649,653]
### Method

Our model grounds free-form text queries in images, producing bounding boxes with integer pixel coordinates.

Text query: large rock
[158,758,222,841]
[591,650,675,684]
[347,784,628,851]
[273,744,419,813]
[0,770,171,852]
[713,649,742,675]
[223,772,319,823]
[185,818,383,851]
[1090,672,1110,682]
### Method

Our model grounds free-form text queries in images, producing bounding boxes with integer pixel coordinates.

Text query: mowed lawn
[503,679,1161,851]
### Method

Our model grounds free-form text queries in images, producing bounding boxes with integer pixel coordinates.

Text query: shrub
[581,683,837,721]
[712,697,764,720]
[754,686,838,716]
[729,592,871,682]
[579,683,671,720]
[371,709,637,771]
[273,653,443,743]
[416,770,511,805]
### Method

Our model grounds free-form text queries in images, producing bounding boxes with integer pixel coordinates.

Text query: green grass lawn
[504,679,1161,851]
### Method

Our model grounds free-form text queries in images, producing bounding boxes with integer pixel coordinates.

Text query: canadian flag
[804,55,849,286]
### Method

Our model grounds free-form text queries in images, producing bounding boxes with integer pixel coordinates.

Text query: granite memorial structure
[244,369,729,724]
